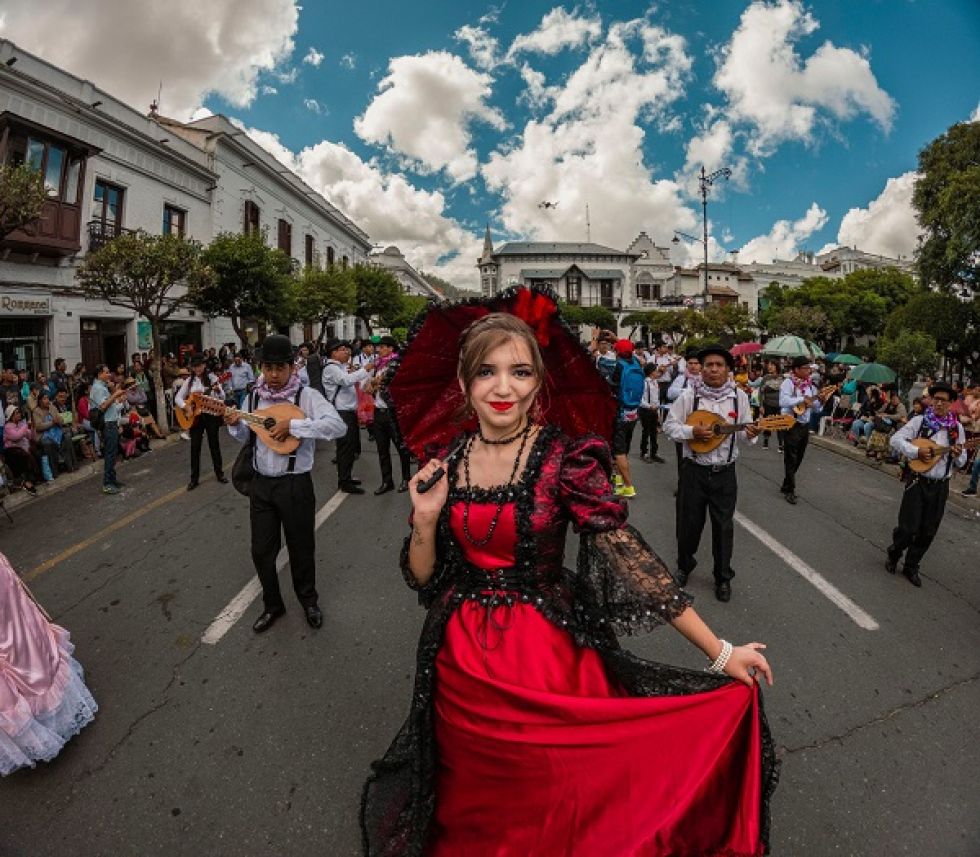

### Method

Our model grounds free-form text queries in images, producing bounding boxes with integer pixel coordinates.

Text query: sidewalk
[1,433,182,516]
[810,432,980,515]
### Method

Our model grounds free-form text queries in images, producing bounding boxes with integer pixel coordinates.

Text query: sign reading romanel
[0,293,52,315]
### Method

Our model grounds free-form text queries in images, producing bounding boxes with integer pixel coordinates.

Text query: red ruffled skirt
[431,602,764,857]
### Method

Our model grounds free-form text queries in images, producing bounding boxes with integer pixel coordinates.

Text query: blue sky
[5,0,979,286]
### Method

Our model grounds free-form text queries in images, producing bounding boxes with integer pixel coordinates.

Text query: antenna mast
[585,203,591,242]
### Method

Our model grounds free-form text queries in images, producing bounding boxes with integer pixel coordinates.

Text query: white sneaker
[180,431,190,441]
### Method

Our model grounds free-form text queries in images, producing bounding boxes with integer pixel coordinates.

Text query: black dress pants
[373,408,411,485]
[888,478,949,571]
[336,409,360,484]
[639,408,658,457]
[781,421,810,495]
[190,414,223,482]
[250,472,318,611]
[676,460,737,584]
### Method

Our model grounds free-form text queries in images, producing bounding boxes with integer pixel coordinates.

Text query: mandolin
[196,394,305,455]
[174,372,231,430]
[906,436,980,474]
[793,383,839,416]
[686,410,796,454]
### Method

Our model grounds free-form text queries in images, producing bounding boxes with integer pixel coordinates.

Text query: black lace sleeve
[576,524,693,636]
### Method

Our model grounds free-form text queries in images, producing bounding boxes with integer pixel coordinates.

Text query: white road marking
[201,490,348,645]
[734,511,880,631]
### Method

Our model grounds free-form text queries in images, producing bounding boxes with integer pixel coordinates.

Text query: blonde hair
[457,313,544,411]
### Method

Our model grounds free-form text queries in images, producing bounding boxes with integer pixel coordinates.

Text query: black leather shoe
[351,478,362,485]
[904,567,922,588]
[252,608,285,633]
[674,570,689,587]
[715,581,732,602]
[397,480,410,493]
[187,480,199,491]
[885,555,899,574]
[305,604,323,629]
[784,492,798,505]
[340,482,365,494]
[374,482,395,495]
[652,455,666,463]
[215,473,229,484]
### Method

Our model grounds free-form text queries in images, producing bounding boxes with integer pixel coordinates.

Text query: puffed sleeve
[561,435,693,635]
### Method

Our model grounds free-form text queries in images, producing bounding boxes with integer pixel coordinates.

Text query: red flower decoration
[512,287,556,346]
[728,410,738,419]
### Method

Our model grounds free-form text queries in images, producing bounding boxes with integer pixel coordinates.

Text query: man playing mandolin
[225,335,348,633]
[885,381,966,588]
[664,345,761,603]
[176,353,228,491]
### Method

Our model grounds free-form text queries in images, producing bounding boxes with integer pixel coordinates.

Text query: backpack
[596,354,617,383]
[617,357,645,409]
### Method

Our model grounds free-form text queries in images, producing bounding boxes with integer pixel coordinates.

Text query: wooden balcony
[2,197,83,258]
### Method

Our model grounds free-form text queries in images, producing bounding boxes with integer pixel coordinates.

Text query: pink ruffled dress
[0,551,97,776]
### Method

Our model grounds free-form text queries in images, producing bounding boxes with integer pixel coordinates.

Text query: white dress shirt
[667,372,698,402]
[779,376,822,424]
[321,360,370,411]
[175,374,221,407]
[640,377,660,409]
[890,415,967,480]
[227,385,347,476]
[663,386,755,465]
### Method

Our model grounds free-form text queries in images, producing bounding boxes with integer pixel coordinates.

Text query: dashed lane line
[201,490,348,645]
[734,510,880,631]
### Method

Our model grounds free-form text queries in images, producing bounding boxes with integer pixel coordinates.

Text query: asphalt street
[1,428,978,857]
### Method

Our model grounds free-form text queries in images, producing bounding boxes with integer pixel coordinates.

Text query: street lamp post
[673,165,732,311]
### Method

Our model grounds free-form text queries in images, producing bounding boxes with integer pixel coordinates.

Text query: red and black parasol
[386,285,617,459]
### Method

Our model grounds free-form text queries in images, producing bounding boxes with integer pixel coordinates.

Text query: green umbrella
[761,335,824,359]
[849,362,897,384]
[833,354,862,365]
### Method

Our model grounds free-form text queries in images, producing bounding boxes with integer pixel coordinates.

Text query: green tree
[875,330,938,386]
[77,231,209,429]
[884,291,966,353]
[766,305,832,343]
[558,302,616,333]
[351,264,404,333]
[385,293,431,331]
[695,303,756,345]
[0,162,47,240]
[288,265,356,343]
[913,120,980,291]
[195,231,295,345]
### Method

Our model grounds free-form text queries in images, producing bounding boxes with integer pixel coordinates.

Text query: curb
[809,434,980,515]
[1,433,183,515]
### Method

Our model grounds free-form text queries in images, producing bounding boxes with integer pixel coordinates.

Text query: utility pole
[585,203,591,243]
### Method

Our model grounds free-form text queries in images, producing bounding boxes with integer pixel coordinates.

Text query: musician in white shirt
[885,381,966,587]
[225,335,347,633]
[321,339,374,494]
[777,356,822,505]
[175,354,227,491]
[664,345,759,602]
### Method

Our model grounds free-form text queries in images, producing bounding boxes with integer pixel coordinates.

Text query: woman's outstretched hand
[724,643,773,687]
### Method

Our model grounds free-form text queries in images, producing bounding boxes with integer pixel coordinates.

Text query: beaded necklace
[462,422,533,547]
[477,418,529,445]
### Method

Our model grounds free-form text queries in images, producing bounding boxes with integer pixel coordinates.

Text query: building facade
[368,245,441,299]
[0,39,222,374]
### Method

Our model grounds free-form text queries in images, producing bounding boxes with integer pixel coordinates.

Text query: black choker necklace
[478,419,529,445]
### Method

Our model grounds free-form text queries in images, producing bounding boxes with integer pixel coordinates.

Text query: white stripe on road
[734,511,880,631]
[201,490,348,645]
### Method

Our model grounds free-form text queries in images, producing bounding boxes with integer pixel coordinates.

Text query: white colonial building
[0,39,222,374]
[368,245,441,299]
[154,112,372,344]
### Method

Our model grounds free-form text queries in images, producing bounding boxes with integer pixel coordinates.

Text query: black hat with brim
[697,344,735,370]
[928,380,955,399]
[189,353,206,366]
[259,334,293,365]
[791,356,810,370]
[323,338,351,357]
[684,346,700,360]
[378,335,398,348]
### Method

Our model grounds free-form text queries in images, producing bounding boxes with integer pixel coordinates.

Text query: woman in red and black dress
[362,309,778,857]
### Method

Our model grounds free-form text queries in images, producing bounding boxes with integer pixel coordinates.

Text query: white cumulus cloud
[455,24,500,69]
[354,51,506,182]
[970,102,980,123]
[832,171,920,259]
[507,7,602,58]
[714,0,895,155]
[739,202,828,263]
[303,47,324,67]
[483,19,697,247]
[0,0,299,120]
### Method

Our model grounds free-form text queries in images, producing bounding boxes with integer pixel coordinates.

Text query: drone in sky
[538,200,559,209]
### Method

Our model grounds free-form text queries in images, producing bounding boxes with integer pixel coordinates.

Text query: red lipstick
[489,401,515,412]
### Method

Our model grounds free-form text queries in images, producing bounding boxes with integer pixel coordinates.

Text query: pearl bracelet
[706,640,733,675]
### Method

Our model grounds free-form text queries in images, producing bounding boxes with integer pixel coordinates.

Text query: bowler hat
[324,338,350,356]
[698,344,735,370]
[928,380,955,399]
[259,334,293,364]
[684,346,700,360]
[189,353,206,367]
[790,356,810,370]
[378,335,398,348]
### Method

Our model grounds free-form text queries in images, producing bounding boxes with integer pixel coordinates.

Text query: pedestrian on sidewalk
[886,382,966,586]
[89,364,128,495]
[225,334,347,633]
